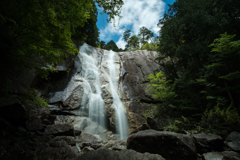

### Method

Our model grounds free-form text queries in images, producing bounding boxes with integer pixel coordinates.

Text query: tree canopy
[0,0,124,98]
[104,40,120,52]
[138,26,154,46]
[147,0,240,134]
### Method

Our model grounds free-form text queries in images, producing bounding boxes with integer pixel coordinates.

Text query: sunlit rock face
[48,43,159,140]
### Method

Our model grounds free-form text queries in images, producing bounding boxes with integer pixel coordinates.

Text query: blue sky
[97,0,176,49]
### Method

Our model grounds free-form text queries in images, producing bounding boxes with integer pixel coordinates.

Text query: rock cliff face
[47,43,159,140]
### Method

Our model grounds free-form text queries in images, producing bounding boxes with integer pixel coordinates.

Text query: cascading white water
[107,50,129,140]
[79,44,106,137]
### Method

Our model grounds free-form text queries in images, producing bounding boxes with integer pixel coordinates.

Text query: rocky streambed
[0,102,240,160]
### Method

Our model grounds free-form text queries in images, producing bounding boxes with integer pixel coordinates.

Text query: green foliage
[127,35,140,50]
[138,26,154,46]
[72,0,100,47]
[104,40,120,52]
[21,88,48,108]
[163,116,192,132]
[99,41,106,49]
[147,72,176,105]
[144,105,157,120]
[95,0,124,23]
[123,30,131,42]
[0,0,124,99]
[201,104,240,134]
[153,0,240,124]
[0,0,93,95]
[141,42,158,51]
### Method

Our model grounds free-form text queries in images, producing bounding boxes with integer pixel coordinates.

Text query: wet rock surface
[225,132,240,152]
[78,147,166,160]
[193,133,224,153]
[105,140,127,150]
[203,151,240,160]
[45,45,160,133]
[127,130,197,160]
[77,133,103,149]
[44,124,74,136]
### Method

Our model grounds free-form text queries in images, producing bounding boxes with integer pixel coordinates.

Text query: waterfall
[78,44,129,140]
[79,44,106,138]
[107,50,129,140]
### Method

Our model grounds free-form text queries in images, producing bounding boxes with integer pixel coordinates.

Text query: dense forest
[147,0,240,135]
[1,0,240,136]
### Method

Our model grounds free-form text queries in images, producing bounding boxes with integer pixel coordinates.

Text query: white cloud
[100,0,165,48]
[116,37,126,49]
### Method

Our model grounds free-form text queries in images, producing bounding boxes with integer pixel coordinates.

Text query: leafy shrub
[163,116,192,132]
[201,103,240,135]
[21,88,48,108]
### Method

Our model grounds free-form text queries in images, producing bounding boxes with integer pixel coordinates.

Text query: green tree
[72,0,100,47]
[147,72,176,106]
[138,26,154,46]
[99,41,106,49]
[127,35,139,50]
[123,30,131,42]
[207,33,240,106]
[104,40,119,52]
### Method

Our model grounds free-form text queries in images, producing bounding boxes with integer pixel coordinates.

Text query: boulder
[193,133,224,153]
[203,151,240,160]
[61,78,85,109]
[225,132,240,152]
[77,133,103,149]
[44,124,74,136]
[40,114,56,125]
[127,130,197,160]
[79,147,166,160]
[38,140,81,160]
[131,123,150,134]
[105,140,126,150]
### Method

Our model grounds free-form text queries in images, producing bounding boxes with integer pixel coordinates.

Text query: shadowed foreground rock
[225,132,240,152]
[203,151,240,160]
[44,124,74,136]
[78,147,165,160]
[193,133,224,153]
[127,130,197,160]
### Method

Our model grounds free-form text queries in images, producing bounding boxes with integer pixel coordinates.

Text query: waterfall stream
[107,51,129,140]
[79,44,129,140]
[79,44,106,139]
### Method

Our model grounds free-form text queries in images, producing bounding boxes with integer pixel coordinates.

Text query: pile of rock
[125,122,240,160]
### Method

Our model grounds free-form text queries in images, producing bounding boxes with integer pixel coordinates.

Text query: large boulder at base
[79,147,166,160]
[193,133,224,153]
[203,151,240,160]
[225,132,240,152]
[127,130,197,160]
[44,124,74,136]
